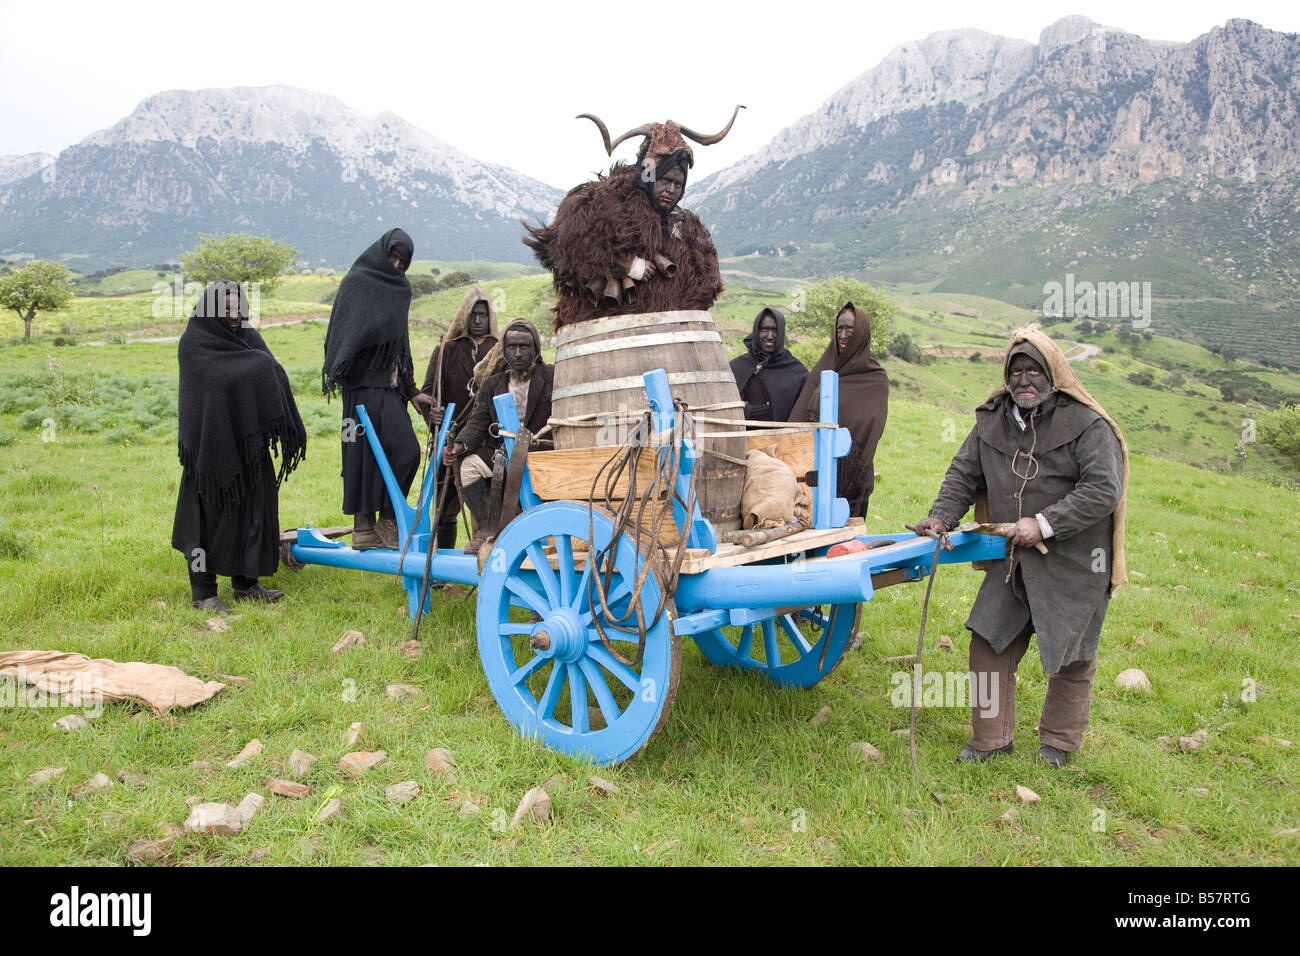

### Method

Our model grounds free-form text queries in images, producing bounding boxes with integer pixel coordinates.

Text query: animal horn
[576,114,653,155]
[678,104,746,146]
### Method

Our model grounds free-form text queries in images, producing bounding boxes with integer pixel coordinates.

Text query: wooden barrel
[552,310,745,534]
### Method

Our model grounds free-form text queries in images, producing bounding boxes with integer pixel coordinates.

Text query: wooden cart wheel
[692,603,862,689]
[476,502,680,764]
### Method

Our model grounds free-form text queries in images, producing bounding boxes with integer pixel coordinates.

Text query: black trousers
[341,386,420,516]
[189,569,259,601]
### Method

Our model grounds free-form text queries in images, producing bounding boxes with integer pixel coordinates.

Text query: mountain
[692,17,1300,368]
[0,86,562,267]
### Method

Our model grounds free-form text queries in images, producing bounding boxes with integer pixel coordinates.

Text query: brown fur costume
[523,164,723,328]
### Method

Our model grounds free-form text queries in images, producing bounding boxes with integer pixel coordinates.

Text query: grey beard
[1011,388,1053,410]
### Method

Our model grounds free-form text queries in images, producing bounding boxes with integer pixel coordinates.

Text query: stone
[386,683,421,700]
[226,738,263,768]
[190,760,213,771]
[218,674,250,685]
[848,741,883,761]
[543,773,569,792]
[998,806,1020,825]
[204,617,229,632]
[398,641,423,660]
[588,775,619,797]
[116,772,148,789]
[267,778,309,799]
[1177,728,1210,753]
[128,838,174,863]
[1191,787,1210,797]
[936,634,955,652]
[1015,785,1040,804]
[809,705,833,725]
[339,750,387,778]
[386,781,421,804]
[1156,735,1174,751]
[74,773,115,796]
[250,847,272,862]
[424,747,457,781]
[26,767,66,785]
[184,802,245,836]
[288,749,317,778]
[53,714,89,732]
[510,787,552,829]
[1273,829,1300,839]
[316,798,344,823]
[185,796,200,806]
[891,728,911,736]
[1251,735,1292,748]
[343,722,367,747]
[1172,585,1187,591]
[235,793,265,823]
[1115,668,1152,693]
[1134,636,1147,647]
[333,629,366,654]
[458,800,481,817]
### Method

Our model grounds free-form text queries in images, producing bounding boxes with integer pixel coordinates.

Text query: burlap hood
[987,326,1129,588]
[447,286,501,343]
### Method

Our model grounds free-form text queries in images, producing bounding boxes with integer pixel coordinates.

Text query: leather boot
[376,506,400,550]
[461,480,491,555]
[352,512,381,551]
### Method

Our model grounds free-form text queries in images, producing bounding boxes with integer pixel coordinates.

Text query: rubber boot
[461,480,491,555]
[352,512,381,551]
[376,505,400,550]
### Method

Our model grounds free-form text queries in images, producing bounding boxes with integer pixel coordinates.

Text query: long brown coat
[927,392,1125,674]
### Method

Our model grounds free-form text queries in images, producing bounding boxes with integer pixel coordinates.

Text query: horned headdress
[576,105,745,167]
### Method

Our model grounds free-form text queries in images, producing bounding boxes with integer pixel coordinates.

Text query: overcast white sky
[2,0,1297,189]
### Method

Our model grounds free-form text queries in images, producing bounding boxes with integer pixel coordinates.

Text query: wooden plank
[671,518,866,572]
[745,431,814,481]
[279,525,351,543]
[526,446,661,501]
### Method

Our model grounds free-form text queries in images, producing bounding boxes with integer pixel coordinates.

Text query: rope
[585,402,697,667]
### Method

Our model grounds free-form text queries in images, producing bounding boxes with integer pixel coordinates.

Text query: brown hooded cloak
[789,303,890,517]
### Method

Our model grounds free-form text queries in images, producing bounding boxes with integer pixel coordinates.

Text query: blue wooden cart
[290,368,1002,764]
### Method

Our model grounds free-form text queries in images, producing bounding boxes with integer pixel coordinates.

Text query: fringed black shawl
[729,307,808,422]
[322,228,415,396]
[176,281,307,507]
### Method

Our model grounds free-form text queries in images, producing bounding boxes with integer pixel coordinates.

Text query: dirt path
[82,313,327,347]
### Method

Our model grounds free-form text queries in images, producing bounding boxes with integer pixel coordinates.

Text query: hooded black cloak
[322,228,416,396]
[171,280,306,577]
[789,302,890,517]
[729,307,809,422]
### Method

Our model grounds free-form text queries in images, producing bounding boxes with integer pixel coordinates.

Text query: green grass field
[1,287,1297,866]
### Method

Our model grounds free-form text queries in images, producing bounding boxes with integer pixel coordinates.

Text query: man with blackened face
[730,306,808,422]
[443,319,553,554]
[913,329,1128,770]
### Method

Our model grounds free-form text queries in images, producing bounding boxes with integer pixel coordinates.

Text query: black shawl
[176,280,306,507]
[729,307,808,422]
[322,228,415,396]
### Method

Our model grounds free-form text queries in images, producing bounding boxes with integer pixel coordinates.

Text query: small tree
[1258,403,1300,471]
[789,276,895,356]
[179,233,299,294]
[0,260,75,341]
[887,332,924,363]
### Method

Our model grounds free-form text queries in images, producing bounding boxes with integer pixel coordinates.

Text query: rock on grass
[339,751,387,778]
[386,683,421,700]
[316,798,344,823]
[510,788,552,829]
[809,705,832,725]
[848,741,883,762]
[332,629,366,654]
[53,714,89,732]
[1015,785,1040,804]
[267,778,309,799]
[386,781,421,804]
[128,838,174,863]
[226,738,263,768]
[26,767,66,785]
[424,747,457,781]
[588,776,619,797]
[1177,729,1210,753]
[1115,668,1152,693]
[288,749,317,778]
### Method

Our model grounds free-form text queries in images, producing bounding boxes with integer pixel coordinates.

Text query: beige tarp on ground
[0,650,226,713]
